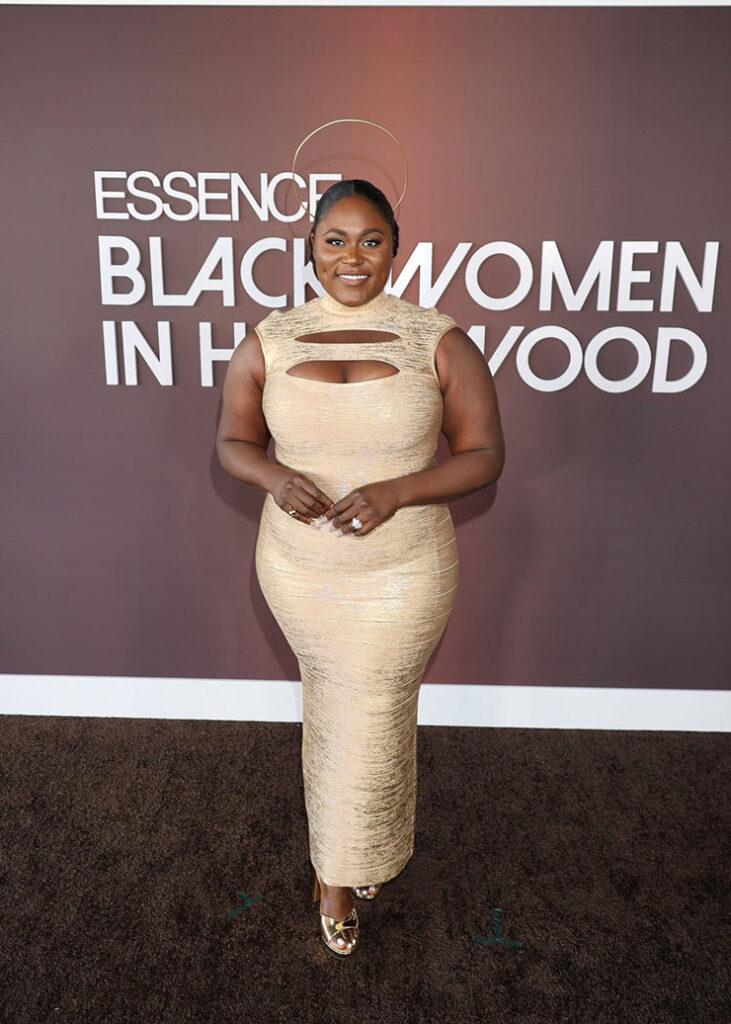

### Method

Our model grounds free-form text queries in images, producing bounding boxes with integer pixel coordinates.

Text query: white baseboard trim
[0,675,729,731]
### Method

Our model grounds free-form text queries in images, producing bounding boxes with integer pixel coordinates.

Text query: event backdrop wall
[1,6,728,702]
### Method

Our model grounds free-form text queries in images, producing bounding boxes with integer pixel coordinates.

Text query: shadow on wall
[208,397,300,680]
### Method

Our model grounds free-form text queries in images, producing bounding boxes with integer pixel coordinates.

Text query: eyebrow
[323,227,386,237]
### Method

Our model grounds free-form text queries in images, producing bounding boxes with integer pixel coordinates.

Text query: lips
[337,273,369,287]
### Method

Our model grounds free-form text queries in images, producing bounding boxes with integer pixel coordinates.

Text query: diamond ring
[351,517,363,530]
[287,508,297,516]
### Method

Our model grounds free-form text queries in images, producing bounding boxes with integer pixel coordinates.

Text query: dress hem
[311,845,414,890]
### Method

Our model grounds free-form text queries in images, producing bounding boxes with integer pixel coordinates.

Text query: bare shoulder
[435,326,494,389]
[225,328,266,390]
[217,327,270,448]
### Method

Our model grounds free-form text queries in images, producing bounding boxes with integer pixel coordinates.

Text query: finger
[326,490,363,523]
[296,493,329,520]
[281,495,316,522]
[337,507,370,536]
[279,467,329,510]
[323,496,347,522]
[299,481,334,516]
[282,505,311,524]
[349,518,374,537]
[334,510,376,537]
[284,486,327,519]
[291,494,319,519]
[328,497,360,531]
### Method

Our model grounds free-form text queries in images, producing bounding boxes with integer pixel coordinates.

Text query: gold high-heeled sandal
[351,883,382,901]
[312,870,359,957]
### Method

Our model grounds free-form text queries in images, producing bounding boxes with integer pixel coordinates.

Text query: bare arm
[215,330,277,492]
[215,331,334,520]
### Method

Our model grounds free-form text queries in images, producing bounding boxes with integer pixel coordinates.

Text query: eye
[323,237,382,247]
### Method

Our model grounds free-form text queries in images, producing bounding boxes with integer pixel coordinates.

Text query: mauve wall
[1,6,728,689]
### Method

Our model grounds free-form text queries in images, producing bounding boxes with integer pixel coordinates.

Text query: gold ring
[290,118,408,218]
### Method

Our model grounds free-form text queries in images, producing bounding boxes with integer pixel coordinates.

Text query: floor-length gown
[254,286,459,888]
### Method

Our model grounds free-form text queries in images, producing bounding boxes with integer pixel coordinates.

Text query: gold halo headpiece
[289,118,409,220]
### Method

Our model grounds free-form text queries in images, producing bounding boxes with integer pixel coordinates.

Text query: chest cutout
[285,360,400,384]
[294,329,400,345]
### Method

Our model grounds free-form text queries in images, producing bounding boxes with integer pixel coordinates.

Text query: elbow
[215,434,234,474]
[491,443,506,484]
[476,444,505,487]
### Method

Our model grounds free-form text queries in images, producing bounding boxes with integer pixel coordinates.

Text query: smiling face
[310,194,394,307]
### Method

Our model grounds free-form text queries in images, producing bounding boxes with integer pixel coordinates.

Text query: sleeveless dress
[253,287,460,888]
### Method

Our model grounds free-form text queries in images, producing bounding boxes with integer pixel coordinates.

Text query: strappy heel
[351,883,382,901]
[312,869,359,957]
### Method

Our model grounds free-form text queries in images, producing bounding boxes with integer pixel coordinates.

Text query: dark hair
[307,178,400,280]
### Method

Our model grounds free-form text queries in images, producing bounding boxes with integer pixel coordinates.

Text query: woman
[216,179,504,957]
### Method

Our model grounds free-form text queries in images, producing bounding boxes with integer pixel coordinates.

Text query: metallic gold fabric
[253,288,460,887]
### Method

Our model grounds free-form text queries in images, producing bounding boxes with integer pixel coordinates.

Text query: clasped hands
[273,467,400,537]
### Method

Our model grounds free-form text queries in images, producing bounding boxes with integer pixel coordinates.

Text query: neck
[318,287,391,316]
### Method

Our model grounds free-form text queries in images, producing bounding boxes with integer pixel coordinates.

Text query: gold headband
[289,118,409,219]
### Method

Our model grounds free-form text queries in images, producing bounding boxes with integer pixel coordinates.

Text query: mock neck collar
[318,287,391,316]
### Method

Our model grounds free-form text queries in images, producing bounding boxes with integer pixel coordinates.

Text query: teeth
[340,274,367,279]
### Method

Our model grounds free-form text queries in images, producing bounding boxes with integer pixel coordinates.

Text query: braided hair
[307,178,400,281]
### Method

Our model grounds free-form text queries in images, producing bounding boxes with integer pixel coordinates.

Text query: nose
[342,243,363,264]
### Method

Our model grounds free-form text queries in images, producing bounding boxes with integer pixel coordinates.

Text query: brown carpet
[1,716,728,1024]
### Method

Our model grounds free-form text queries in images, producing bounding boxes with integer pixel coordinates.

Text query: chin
[334,278,382,299]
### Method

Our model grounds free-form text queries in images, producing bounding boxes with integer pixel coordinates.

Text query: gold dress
[253,287,459,888]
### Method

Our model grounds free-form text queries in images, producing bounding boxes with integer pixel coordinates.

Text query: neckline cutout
[285,359,400,384]
[294,329,400,345]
